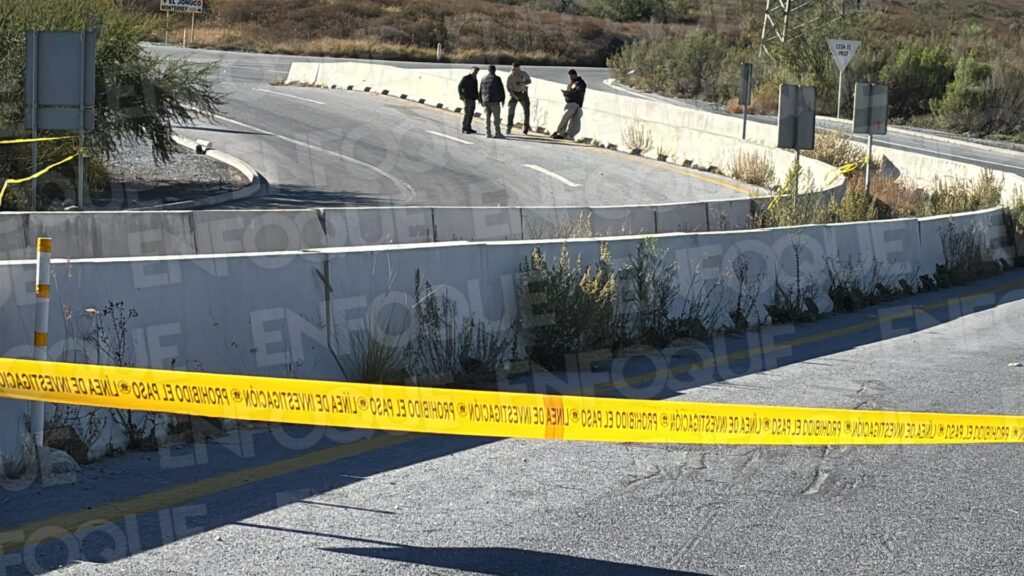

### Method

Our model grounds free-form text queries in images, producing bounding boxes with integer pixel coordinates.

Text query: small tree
[0,0,223,208]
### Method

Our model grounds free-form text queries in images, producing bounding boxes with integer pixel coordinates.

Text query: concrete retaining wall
[0,196,779,259]
[0,206,1011,469]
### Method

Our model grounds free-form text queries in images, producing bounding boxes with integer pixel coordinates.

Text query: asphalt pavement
[4,270,1024,575]
[146,45,751,209]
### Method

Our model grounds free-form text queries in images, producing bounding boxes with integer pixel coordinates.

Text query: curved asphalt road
[146,46,754,209]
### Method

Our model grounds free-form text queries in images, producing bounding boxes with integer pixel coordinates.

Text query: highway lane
[150,44,1023,182]
[148,46,752,208]
[5,271,1024,575]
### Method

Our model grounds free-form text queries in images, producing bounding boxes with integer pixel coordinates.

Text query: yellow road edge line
[0,432,410,554]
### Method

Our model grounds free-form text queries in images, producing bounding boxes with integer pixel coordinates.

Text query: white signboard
[161,0,203,13]
[827,39,861,73]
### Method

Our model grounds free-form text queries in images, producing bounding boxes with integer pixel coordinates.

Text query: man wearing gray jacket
[478,65,506,139]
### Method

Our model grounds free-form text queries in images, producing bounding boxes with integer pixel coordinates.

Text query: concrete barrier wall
[0,206,1011,468]
[0,195,795,259]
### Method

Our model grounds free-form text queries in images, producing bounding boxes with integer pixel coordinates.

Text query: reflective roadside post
[853,82,889,195]
[739,63,753,140]
[778,84,817,206]
[31,237,52,453]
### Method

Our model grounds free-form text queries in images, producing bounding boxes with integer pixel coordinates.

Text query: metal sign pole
[742,103,748,140]
[191,12,196,45]
[865,133,873,195]
[836,69,843,119]
[794,149,800,206]
[164,11,169,44]
[30,31,38,211]
[77,30,86,208]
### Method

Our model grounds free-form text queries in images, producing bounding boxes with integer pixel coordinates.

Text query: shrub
[931,54,996,134]
[618,238,677,348]
[827,258,914,313]
[580,0,696,23]
[927,170,1002,215]
[406,271,517,387]
[518,243,618,370]
[806,131,864,169]
[344,325,406,385]
[880,40,956,119]
[609,30,730,99]
[621,121,654,155]
[855,172,927,218]
[728,151,777,189]
[764,233,820,324]
[935,222,987,286]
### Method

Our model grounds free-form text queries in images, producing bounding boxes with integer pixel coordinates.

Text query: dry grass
[806,131,865,169]
[728,150,776,189]
[621,121,654,155]
[154,0,693,65]
[851,172,928,218]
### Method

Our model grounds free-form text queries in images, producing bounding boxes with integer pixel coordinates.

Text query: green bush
[930,53,995,134]
[518,243,618,370]
[880,40,955,120]
[609,30,730,99]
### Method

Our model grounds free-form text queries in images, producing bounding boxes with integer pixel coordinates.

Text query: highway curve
[149,46,755,209]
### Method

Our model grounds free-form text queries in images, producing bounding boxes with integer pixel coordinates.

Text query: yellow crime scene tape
[0,136,75,145]
[1,357,1023,445]
[0,153,78,207]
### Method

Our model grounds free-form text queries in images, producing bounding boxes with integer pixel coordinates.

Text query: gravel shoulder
[98,139,248,209]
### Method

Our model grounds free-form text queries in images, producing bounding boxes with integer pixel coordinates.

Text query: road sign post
[160,0,203,47]
[777,84,817,203]
[739,63,753,140]
[25,29,97,209]
[853,82,889,196]
[827,39,860,119]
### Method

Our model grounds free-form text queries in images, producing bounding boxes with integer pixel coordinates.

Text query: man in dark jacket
[478,64,506,139]
[553,69,587,140]
[458,67,480,134]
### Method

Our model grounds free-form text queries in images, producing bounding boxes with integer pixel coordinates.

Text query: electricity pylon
[761,0,862,57]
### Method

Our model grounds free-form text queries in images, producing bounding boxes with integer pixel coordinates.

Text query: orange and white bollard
[31,237,51,450]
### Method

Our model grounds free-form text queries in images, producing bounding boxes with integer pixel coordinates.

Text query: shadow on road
[215,183,396,209]
[3,269,1024,573]
[233,522,707,575]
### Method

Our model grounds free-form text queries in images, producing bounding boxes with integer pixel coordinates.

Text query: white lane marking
[426,130,472,145]
[253,88,325,105]
[523,164,581,188]
[209,114,415,200]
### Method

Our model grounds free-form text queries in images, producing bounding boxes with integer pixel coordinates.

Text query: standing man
[479,64,506,139]
[506,62,532,135]
[553,69,587,140]
[458,66,480,134]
